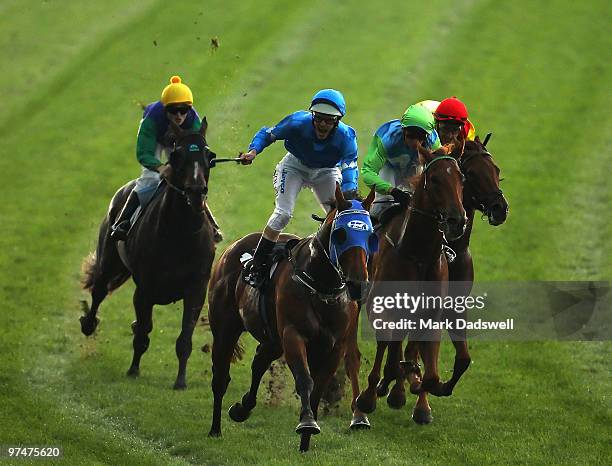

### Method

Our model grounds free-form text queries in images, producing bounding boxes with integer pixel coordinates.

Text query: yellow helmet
[160,75,193,106]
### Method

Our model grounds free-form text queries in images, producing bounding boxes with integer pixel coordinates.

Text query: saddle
[373,203,404,233]
[239,239,301,341]
[127,181,167,237]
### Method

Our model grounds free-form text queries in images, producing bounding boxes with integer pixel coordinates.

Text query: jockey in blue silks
[240,89,360,288]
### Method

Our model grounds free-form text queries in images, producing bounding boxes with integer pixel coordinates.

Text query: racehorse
[373,136,509,420]
[207,185,376,452]
[355,146,466,424]
[80,119,216,390]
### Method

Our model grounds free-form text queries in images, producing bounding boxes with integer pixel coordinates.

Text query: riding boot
[202,201,223,243]
[110,190,140,241]
[243,236,276,288]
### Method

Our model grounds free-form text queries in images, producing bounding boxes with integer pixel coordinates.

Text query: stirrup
[242,262,267,288]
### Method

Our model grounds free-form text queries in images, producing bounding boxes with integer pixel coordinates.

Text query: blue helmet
[310,89,346,117]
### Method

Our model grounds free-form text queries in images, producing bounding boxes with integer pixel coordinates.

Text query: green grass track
[0,0,610,464]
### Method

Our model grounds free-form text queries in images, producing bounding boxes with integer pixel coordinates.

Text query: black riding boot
[243,236,276,288]
[110,190,140,241]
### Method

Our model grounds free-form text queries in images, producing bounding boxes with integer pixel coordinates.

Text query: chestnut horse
[374,137,509,421]
[80,120,216,389]
[207,186,376,452]
[355,148,466,424]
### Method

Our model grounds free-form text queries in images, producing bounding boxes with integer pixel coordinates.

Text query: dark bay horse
[80,120,216,389]
[207,186,376,452]
[355,148,466,424]
[373,137,509,417]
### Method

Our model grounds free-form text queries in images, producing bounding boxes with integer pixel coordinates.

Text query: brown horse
[374,137,509,417]
[207,186,375,452]
[355,148,466,424]
[80,120,216,389]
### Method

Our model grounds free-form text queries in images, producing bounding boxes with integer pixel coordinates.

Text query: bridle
[411,155,464,234]
[459,145,505,219]
[289,206,373,304]
[164,139,214,207]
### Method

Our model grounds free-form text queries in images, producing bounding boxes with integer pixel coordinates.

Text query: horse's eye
[331,228,347,245]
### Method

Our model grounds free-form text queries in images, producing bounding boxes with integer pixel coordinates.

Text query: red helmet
[435,97,469,122]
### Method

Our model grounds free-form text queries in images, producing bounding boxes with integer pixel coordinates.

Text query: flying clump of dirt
[263,359,288,406]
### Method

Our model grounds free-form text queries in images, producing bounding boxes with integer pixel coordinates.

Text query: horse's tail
[231,338,245,363]
[81,251,97,291]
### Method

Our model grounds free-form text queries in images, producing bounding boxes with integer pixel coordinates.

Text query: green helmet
[400,104,435,134]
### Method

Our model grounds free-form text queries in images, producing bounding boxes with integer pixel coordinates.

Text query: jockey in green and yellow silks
[110,75,222,242]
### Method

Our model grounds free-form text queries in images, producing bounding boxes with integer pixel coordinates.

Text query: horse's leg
[376,340,401,397]
[174,281,208,390]
[208,324,242,437]
[80,281,108,336]
[228,342,282,422]
[282,325,319,453]
[296,342,345,454]
[80,235,129,335]
[344,321,370,430]
[127,287,153,377]
[310,344,346,422]
[386,341,407,409]
[411,334,444,424]
[355,340,387,414]
[403,339,432,424]
[442,324,471,396]
[442,259,473,395]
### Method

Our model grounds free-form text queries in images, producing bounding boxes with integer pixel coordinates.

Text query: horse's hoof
[208,430,221,438]
[409,382,422,395]
[355,392,377,414]
[126,367,139,378]
[349,413,371,430]
[228,403,251,422]
[80,315,99,336]
[376,380,389,397]
[440,382,454,397]
[386,388,406,410]
[296,419,320,435]
[173,380,187,390]
[412,407,433,425]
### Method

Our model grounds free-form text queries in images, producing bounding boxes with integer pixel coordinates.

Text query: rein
[288,235,348,304]
[288,206,371,304]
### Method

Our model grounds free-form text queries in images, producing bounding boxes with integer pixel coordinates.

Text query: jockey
[362,103,456,220]
[110,75,223,242]
[418,97,476,146]
[239,89,359,287]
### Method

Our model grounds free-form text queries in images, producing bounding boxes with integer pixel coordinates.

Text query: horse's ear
[482,132,492,147]
[334,183,350,211]
[363,188,375,212]
[200,117,208,137]
[169,119,183,137]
